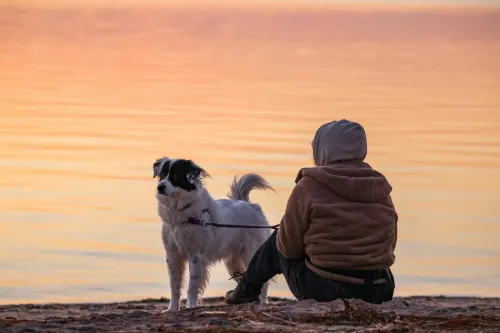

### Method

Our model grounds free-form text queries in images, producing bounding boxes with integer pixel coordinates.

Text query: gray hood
[312,119,367,166]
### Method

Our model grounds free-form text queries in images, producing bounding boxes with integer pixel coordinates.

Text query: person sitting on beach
[224,119,397,305]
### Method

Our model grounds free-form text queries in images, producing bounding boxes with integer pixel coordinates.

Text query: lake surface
[1,4,499,304]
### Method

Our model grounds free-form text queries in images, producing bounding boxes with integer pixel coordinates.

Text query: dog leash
[187,218,279,230]
[186,209,279,230]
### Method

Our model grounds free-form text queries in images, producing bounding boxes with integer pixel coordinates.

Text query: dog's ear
[153,157,167,178]
[186,160,210,184]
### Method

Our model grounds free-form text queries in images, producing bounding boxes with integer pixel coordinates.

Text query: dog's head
[153,157,210,198]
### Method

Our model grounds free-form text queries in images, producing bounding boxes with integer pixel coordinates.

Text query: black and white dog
[153,157,274,311]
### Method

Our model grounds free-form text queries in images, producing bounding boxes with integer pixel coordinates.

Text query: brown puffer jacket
[276,162,398,282]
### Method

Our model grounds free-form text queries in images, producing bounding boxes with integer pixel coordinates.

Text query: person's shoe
[224,272,259,305]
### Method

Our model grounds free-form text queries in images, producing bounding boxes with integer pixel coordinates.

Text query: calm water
[1,4,500,304]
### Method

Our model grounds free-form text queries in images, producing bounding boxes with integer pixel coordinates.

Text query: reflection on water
[1,4,499,304]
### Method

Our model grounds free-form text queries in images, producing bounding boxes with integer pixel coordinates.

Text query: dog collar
[186,208,209,227]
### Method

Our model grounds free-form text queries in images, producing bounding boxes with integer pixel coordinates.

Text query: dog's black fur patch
[154,158,210,193]
[153,157,169,179]
[156,159,172,181]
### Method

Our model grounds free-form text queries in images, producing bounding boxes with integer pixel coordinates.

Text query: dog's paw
[185,300,198,309]
[164,303,180,312]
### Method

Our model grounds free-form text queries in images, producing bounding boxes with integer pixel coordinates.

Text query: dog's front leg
[166,251,186,312]
[186,254,207,309]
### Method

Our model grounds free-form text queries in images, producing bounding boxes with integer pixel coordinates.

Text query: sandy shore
[1,296,498,333]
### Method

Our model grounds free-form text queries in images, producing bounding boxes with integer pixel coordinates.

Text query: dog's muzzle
[157,183,167,195]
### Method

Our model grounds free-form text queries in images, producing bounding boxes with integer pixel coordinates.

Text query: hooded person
[225,120,398,305]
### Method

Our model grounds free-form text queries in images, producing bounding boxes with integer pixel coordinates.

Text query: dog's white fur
[155,159,274,311]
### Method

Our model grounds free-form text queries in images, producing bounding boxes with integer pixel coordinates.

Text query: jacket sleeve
[276,179,311,259]
[387,194,398,251]
[391,210,398,252]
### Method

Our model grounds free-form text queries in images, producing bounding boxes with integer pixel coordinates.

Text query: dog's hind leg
[259,282,270,304]
[224,256,246,282]
[186,253,208,309]
[240,240,271,305]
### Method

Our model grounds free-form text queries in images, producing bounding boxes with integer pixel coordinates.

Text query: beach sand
[1,296,498,332]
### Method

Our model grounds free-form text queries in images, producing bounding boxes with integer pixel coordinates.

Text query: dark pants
[244,230,395,304]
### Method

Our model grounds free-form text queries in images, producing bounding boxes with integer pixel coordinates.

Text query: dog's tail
[227,173,275,202]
